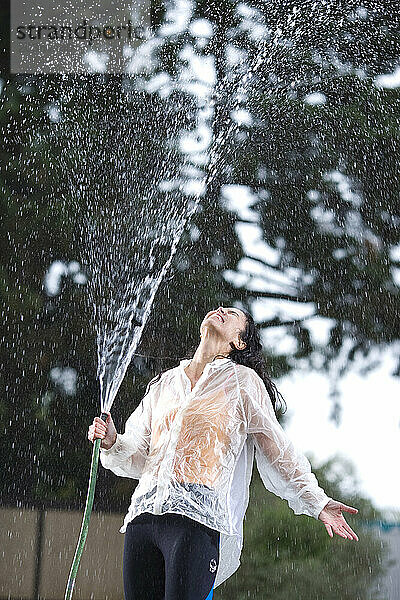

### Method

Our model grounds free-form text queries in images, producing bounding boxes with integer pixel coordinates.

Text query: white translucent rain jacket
[100,357,332,587]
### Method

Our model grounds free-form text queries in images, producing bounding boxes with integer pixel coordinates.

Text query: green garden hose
[65,412,108,600]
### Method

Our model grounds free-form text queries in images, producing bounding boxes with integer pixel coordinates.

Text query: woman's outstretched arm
[241,368,359,540]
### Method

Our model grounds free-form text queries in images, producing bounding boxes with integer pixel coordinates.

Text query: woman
[88,306,359,600]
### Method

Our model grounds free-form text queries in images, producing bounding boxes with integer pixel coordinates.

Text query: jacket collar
[179,357,231,370]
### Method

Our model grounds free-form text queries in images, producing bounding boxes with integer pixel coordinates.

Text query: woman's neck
[187,336,229,377]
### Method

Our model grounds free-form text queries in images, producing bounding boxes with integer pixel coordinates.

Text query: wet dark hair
[224,308,287,414]
[145,308,287,414]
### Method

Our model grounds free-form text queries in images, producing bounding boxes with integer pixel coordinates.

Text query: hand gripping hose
[65,412,109,600]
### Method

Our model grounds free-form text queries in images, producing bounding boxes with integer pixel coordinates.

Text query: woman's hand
[87,412,117,450]
[318,499,359,540]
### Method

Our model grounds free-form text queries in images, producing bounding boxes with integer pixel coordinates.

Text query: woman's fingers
[341,520,359,541]
[88,413,113,444]
[326,521,358,541]
[91,424,106,435]
[339,503,358,514]
[323,502,359,541]
[340,526,351,539]
[324,523,333,537]
[333,525,348,538]
[87,422,106,442]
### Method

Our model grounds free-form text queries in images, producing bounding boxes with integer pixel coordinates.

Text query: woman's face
[200,306,248,350]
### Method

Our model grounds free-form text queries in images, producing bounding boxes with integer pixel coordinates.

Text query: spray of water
[31,3,301,417]
[43,30,273,415]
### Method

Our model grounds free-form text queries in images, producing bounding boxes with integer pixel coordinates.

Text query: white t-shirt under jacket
[100,356,332,587]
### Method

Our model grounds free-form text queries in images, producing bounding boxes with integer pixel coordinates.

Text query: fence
[1,507,125,600]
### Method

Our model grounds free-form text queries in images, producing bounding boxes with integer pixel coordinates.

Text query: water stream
[37,7,303,415]
[86,38,271,413]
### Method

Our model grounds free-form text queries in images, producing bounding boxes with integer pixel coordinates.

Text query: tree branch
[256,314,318,329]
[233,287,311,303]
[244,253,284,272]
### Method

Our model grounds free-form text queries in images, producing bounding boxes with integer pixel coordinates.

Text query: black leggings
[123,512,220,600]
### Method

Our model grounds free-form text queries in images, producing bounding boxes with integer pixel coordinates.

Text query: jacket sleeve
[99,383,154,479]
[241,369,332,520]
